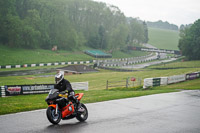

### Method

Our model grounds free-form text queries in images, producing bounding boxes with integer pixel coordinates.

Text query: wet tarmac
[0,90,200,133]
[122,58,177,69]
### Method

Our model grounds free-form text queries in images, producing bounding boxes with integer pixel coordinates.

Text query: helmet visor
[56,77,61,82]
[55,76,63,84]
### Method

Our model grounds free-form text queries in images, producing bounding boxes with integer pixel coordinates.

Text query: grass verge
[0,45,148,66]
[1,67,199,90]
[0,88,176,115]
[0,78,199,115]
[0,60,199,115]
[148,60,200,69]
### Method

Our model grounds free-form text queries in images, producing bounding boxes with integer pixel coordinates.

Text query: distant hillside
[148,27,179,50]
[147,20,178,31]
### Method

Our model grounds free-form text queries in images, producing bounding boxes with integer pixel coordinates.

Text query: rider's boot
[76,101,85,113]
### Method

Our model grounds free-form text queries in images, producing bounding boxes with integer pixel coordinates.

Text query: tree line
[0,0,148,51]
[178,19,200,60]
[147,20,178,31]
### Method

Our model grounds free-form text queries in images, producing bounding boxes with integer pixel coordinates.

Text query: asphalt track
[121,57,177,69]
[1,90,200,133]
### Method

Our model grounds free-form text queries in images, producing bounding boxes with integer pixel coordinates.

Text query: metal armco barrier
[167,74,186,84]
[186,72,200,80]
[160,77,168,85]
[0,60,93,69]
[143,71,200,89]
[143,78,161,89]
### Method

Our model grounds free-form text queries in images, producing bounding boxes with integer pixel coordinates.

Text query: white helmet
[55,72,64,84]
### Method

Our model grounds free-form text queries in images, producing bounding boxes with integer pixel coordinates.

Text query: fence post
[139,78,142,86]
[106,80,108,90]
[1,86,5,97]
[126,78,128,88]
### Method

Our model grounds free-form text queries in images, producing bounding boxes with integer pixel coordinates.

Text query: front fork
[55,104,58,115]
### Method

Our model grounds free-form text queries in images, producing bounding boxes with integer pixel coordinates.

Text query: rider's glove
[68,91,75,99]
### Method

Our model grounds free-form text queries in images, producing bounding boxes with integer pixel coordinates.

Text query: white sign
[71,81,89,91]
[167,74,186,84]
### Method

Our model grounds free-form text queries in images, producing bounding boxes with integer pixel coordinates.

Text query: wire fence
[106,77,142,90]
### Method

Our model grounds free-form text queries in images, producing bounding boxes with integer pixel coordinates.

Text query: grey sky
[93,0,200,26]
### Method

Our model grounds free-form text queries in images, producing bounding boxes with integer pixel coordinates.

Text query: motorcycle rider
[54,72,84,112]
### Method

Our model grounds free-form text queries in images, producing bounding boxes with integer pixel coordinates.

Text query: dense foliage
[0,0,148,51]
[178,19,200,60]
[179,24,192,31]
[147,20,178,31]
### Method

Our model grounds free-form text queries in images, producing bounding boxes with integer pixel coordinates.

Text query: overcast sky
[93,0,200,26]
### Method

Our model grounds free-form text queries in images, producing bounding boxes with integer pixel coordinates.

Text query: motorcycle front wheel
[46,106,61,124]
[76,103,88,122]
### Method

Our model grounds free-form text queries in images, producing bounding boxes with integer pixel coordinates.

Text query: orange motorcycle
[45,89,88,124]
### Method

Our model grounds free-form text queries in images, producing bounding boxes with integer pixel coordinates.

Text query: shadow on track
[44,122,88,133]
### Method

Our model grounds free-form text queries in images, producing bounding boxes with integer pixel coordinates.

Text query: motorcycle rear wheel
[76,103,88,122]
[46,106,61,124]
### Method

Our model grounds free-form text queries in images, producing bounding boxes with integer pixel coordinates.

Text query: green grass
[0,27,180,66]
[0,60,200,115]
[0,45,93,66]
[0,45,200,115]
[112,50,148,58]
[0,45,148,66]
[148,60,200,69]
[154,78,200,90]
[1,60,200,90]
[0,78,199,115]
[148,27,179,50]
[0,88,178,115]
[0,68,199,90]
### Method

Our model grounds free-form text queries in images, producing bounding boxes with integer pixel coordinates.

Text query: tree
[87,34,100,49]
[5,14,24,47]
[0,0,18,45]
[178,19,200,60]
[22,9,42,48]
[110,24,128,50]
[143,21,149,43]
[147,20,178,31]
[98,25,106,49]
[128,18,146,45]
[0,0,148,51]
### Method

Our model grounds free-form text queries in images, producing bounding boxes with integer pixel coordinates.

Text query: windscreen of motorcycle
[49,89,59,94]
[48,89,59,99]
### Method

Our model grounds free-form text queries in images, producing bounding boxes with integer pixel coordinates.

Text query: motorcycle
[45,89,88,124]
